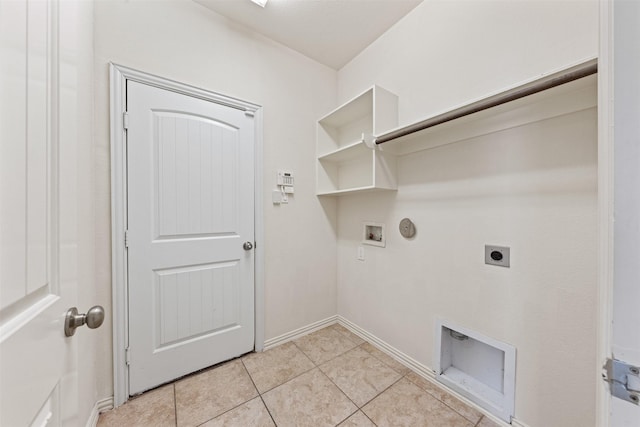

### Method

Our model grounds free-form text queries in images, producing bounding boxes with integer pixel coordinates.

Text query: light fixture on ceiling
[250,0,268,7]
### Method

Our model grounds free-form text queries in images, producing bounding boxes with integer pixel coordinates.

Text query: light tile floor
[98,324,501,427]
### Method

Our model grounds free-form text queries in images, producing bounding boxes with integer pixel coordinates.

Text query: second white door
[126,80,255,394]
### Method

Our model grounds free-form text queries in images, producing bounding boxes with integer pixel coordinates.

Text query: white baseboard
[85,397,113,427]
[263,315,338,350]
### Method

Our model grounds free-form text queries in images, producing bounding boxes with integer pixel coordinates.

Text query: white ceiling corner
[194,0,423,69]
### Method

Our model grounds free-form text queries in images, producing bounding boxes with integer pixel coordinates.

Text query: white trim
[596,1,614,426]
[109,63,264,406]
[84,397,113,427]
[263,315,338,350]
[511,419,533,427]
[254,108,265,352]
[109,64,128,408]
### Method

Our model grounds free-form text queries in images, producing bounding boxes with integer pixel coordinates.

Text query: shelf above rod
[374,58,597,145]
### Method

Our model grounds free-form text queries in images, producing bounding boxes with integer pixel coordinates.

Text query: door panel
[155,112,239,238]
[155,261,239,346]
[0,1,76,425]
[127,81,255,394]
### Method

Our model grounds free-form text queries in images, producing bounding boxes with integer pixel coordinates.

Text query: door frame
[109,63,264,407]
[597,1,640,425]
[597,0,614,417]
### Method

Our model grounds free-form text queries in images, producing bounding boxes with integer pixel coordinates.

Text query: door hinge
[603,358,640,405]
[123,111,129,130]
[125,347,131,366]
[124,230,129,248]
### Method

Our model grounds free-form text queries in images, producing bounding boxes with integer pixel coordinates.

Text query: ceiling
[194,0,423,70]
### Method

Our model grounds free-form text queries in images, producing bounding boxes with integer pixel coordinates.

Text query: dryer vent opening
[435,320,516,423]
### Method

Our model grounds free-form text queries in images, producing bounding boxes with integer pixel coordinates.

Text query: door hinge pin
[125,347,131,365]
[124,230,129,248]
[123,111,129,130]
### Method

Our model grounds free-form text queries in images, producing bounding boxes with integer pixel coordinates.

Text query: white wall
[337,1,599,426]
[339,0,598,125]
[93,0,338,399]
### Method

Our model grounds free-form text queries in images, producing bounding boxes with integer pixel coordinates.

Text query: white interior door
[0,0,78,425]
[610,0,640,425]
[126,80,255,394]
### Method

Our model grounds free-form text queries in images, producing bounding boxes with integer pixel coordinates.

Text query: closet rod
[375,60,598,145]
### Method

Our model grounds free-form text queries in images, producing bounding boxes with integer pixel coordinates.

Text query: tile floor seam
[240,357,262,396]
[191,361,261,427]
[316,362,365,411]
[172,384,177,427]
[331,327,366,346]
[307,367,361,425]
[362,410,379,427]
[191,397,256,427]
[293,328,362,364]
[261,367,358,427]
[316,346,403,411]
[475,415,485,427]
[357,373,406,414]
[442,400,482,425]
[405,373,482,424]
[358,342,408,376]
[292,338,359,368]
[334,409,361,427]
[252,364,318,396]
[257,394,278,427]
[238,354,285,426]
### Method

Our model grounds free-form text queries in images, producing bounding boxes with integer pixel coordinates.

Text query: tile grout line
[291,331,360,367]
[258,393,278,427]
[271,331,370,426]
[173,384,178,427]
[190,360,261,427]
[240,358,280,427]
[245,346,356,427]
[361,410,379,427]
[348,331,486,425]
[312,367,361,427]
[247,343,318,395]
[292,327,408,426]
[404,373,483,425]
[318,346,404,409]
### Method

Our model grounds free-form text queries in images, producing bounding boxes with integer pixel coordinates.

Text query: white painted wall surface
[337,1,599,426]
[339,0,599,125]
[93,0,337,399]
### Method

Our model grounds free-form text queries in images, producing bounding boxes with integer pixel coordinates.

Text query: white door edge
[109,63,264,407]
